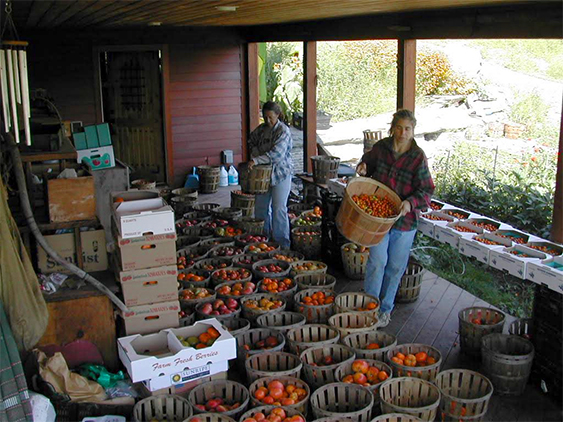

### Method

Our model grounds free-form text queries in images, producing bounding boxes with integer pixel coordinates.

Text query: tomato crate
[532,284,562,332]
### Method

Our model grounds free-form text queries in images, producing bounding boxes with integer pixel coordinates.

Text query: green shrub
[509,90,559,147]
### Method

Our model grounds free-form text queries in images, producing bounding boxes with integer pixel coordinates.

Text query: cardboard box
[77,146,116,171]
[47,171,96,223]
[418,211,455,239]
[113,197,175,239]
[114,232,177,271]
[428,199,447,212]
[138,371,228,398]
[37,229,108,274]
[118,265,178,307]
[142,360,228,392]
[523,241,563,257]
[110,189,160,204]
[434,221,483,249]
[526,256,563,293]
[118,318,236,382]
[465,217,510,233]
[491,229,540,246]
[120,300,180,336]
[327,178,347,197]
[439,208,473,220]
[489,245,547,279]
[458,233,512,265]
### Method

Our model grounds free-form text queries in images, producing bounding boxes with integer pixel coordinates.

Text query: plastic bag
[29,392,56,422]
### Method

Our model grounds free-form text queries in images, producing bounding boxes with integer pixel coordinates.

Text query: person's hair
[389,109,416,136]
[262,101,285,122]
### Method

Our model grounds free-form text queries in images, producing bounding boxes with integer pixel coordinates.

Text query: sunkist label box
[37,229,108,273]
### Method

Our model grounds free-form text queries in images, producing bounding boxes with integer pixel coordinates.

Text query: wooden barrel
[481,333,534,396]
[239,163,272,194]
[335,177,401,247]
[396,259,425,303]
[458,307,506,357]
[230,190,255,217]
[311,155,340,184]
[197,165,221,193]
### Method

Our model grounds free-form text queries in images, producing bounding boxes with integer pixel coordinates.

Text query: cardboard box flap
[130,331,177,358]
[421,211,455,222]
[472,233,512,247]
[114,198,169,216]
[466,218,502,232]
[542,255,563,269]
[492,230,531,245]
[446,221,484,234]
[523,241,563,257]
[441,208,471,220]
[111,189,159,204]
[503,245,547,260]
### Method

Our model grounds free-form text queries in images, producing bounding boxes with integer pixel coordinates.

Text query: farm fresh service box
[113,197,174,239]
[118,318,236,382]
[118,265,178,307]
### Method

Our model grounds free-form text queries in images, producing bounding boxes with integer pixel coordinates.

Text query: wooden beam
[247,43,260,135]
[303,41,317,173]
[161,45,174,186]
[551,104,563,243]
[240,44,248,162]
[397,39,416,112]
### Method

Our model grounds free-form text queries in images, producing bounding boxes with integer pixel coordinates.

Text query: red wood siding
[169,44,243,187]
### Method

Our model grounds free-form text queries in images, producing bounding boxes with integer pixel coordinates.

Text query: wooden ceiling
[8,0,541,29]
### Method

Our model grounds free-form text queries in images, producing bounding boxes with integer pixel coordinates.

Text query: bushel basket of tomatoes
[210,245,245,259]
[245,242,281,255]
[334,358,392,400]
[235,328,286,364]
[240,406,306,422]
[178,269,211,289]
[252,259,291,279]
[241,293,286,322]
[249,376,310,415]
[196,298,241,320]
[351,193,398,218]
[387,343,442,382]
[294,288,335,323]
[188,380,250,419]
[211,267,252,287]
[179,287,216,308]
[269,250,305,263]
[299,343,356,389]
[193,257,232,272]
[258,277,297,304]
[235,233,270,247]
[215,280,257,299]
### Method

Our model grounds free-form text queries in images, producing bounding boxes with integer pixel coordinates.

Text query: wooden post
[240,44,249,162]
[161,45,174,185]
[303,41,317,172]
[551,105,563,243]
[247,43,261,138]
[397,39,416,112]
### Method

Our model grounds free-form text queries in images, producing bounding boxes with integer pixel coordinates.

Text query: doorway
[99,49,166,182]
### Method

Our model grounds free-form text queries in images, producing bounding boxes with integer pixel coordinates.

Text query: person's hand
[247,160,255,170]
[399,200,412,217]
[356,162,367,176]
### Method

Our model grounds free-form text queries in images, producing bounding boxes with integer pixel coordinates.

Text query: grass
[412,236,535,318]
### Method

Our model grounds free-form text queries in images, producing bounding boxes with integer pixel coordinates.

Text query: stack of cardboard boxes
[111,189,179,336]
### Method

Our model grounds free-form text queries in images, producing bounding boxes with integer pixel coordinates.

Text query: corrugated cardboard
[489,245,547,279]
[110,189,159,204]
[120,300,180,336]
[458,233,511,265]
[115,232,177,271]
[141,360,228,392]
[118,318,236,382]
[37,229,108,274]
[526,256,563,293]
[138,371,228,398]
[119,265,178,307]
[113,197,174,239]
[434,221,483,249]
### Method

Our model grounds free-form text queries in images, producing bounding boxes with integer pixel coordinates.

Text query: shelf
[19,136,76,163]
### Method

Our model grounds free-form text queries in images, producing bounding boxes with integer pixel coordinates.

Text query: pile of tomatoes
[352,194,397,218]
[252,380,307,407]
[260,278,294,293]
[300,291,334,306]
[391,351,436,367]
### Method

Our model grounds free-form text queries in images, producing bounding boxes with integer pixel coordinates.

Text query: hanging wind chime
[0,0,31,146]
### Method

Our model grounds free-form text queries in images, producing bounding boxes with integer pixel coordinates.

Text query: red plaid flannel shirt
[361,137,435,231]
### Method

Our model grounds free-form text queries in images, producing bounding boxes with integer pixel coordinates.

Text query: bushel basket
[245,351,303,383]
[379,377,441,422]
[239,163,272,194]
[291,226,322,259]
[256,311,306,335]
[188,380,250,420]
[335,177,401,247]
[197,166,221,194]
[249,376,310,415]
[342,330,397,361]
[286,324,340,355]
[334,291,380,317]
[234,328,285,365]
[387,343,442,382]
[328,311,378,337]
[334,358,393,405]
[231,191,255,217]
[294,288,335,323]
[396,259,425,303]
[299,344,356,389]
[133,394,191,422]
[310,382,374,422]
[458,307,506,357]
[184,414,235,422]
[311,155,340,184]
[341,242,370,280]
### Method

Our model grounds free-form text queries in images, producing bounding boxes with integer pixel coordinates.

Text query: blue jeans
[364,228,417,314]
[254,175,291,248]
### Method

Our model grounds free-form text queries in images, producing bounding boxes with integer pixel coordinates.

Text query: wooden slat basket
[508,318,533,340]
[386,343,442,382]
[334,358,393,405]
[176,235,201,249]
[311,155,340,184]
[197,166,221,194]
[396,259,425,303]
[435,369,494,422]
[133,394,191,422]
[249,376,310,416]
[211,268,252,288]
[379,377,441,421]
[178,287,216,310]
[294,288,335,323]
[239,163,272,194]
[328,311,379,337]
[294,273,336,291]
[234,217,265,235]
[188,380,250,420]
[334,292,380,318]
[230,191,255,217]
[269,249,305,263]
[291,261,328,277]
[256,311,306,336]
[212,206,243,221]
[238,406,305,422]
[234,328,286,366]
[192,203,221,218]
[199,237,236,248]
[193,257,232,272]
[184,414,235,422]
[172,187,198,199]
[245,351,303,383]
[369,414,423,422]
[240,293,286,324]
[244,241,281,256]
[340,243,370,280]
[335,177,401,247]
[291,226,322,259]
[299,344,356,389]
[214,281,257,301]
[458,307,506,357]
[231,254,266,270]
[170,195,197,218]
[195,300,241,322]
[182,226,215,239]
[177,268,211,289]
[220,317,251,337]
[286,324,340,355]
[252,259,291,279]
[480,333,534,396]
[257,277,298,308]
[342,330,397,361]
[310,382,374,422]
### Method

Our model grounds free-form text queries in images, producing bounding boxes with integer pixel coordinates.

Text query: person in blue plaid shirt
[248,101,294,248]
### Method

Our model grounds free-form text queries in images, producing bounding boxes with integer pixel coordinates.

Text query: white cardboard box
[118,318,236,383]
[489,245,547,279]
[526,256,563,293]
[120,300,180,335]
[141,360,229,391]
[434,221,483,249]
[439,208,473,220]
[118,265,178,307]
[77,145,115,170]
[327,178,347,197]
[418,211,455,239]
[113,197,175,239]
[465,217,511,233]
[458,233,512,265]
[115,232,177,271]
[523,241,563,257]
[491,229,541,246]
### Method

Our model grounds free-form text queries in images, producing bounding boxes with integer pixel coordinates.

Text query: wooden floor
[200,187,563,421]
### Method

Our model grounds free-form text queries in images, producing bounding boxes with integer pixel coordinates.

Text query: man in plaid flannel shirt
[357,109,435,327]
[248,101,293,247]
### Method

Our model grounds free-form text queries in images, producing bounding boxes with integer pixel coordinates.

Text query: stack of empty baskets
[311,155,340,184]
